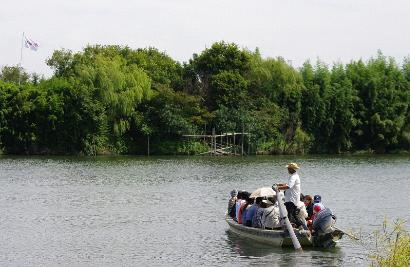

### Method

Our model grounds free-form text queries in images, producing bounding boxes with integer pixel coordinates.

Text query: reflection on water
[0,155,408,266]
[225,230,345,267]
[225,230,284,258]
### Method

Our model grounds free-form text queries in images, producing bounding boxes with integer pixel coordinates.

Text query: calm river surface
[0,155,409,266]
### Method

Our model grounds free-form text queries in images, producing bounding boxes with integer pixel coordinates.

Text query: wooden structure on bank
[183,128,250,156]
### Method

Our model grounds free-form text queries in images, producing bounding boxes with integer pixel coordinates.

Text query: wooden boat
[225,216,344,248]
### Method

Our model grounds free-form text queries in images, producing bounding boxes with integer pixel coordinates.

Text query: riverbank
[0,146,408,156]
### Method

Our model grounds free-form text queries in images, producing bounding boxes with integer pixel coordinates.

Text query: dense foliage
[0,43,409,155]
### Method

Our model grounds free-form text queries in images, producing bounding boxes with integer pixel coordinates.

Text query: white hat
[262,199,274,205]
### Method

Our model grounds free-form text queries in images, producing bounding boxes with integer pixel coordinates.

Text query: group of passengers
[228,190,281,230]
[227,190,326,231]
[227,162,336,235]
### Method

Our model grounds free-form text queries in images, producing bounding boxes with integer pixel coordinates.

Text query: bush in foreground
[369,219,410,266]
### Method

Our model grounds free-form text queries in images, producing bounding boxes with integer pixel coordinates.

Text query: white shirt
[261,203,280,229]
[285,172,301,205]
[296,201,308,218]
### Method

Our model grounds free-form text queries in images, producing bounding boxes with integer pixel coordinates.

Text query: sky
[2,0,410,77]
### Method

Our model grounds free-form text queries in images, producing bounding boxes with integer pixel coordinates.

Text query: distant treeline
[0,42,409,155]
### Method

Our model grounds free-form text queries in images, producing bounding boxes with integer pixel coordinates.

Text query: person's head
[313,203,324,213]
[314,195,322,203]
[255,197,263,205]
[241,191,250,202]
[304,195,313,206]
[242,191,250,198]
[286,162,300,174]
[230,189,238,198]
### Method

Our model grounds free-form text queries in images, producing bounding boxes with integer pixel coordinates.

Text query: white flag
[24,36,39,51]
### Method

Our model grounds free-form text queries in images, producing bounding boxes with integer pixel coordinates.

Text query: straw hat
[286,162,300,170]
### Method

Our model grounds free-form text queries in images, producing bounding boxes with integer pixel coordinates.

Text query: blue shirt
[245,204,258,222]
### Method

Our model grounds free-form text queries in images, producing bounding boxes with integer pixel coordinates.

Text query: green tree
[184,41,251,109]
[347,53,409,152]
[209,70,248,109]
[0,65,30,84]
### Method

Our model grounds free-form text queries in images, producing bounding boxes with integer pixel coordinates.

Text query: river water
[0,155,409,266]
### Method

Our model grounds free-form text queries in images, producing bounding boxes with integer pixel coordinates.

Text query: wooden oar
[334,226,360,240]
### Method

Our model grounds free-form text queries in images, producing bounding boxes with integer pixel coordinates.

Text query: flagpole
[18,32,24,85]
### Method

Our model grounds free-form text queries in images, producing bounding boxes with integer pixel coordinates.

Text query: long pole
[18,32,25,85]
[273,185,302,251]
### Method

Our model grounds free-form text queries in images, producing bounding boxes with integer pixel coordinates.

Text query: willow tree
[47,46,153,153]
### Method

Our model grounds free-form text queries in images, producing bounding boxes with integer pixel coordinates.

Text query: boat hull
[226,217,312,247]
[226,217,343,248]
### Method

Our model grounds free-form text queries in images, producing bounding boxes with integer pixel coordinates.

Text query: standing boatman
[277,162,304,228]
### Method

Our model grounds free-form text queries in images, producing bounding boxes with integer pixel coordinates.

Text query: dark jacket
[313,208,336,233]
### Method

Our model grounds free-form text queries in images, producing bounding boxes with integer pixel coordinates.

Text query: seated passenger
[252,198,264,228]
[310,195,324,221]
[261,197,281,230]
[296,200,309,230]
[244,198,257,227]
[312,202,325,219]
[312,204,336,235]
[308,203,322,230]
[228,189,238,218]
[303,195,314,219]
[235,191,245,222]
[314,194,322,204]
[238,192,250,224]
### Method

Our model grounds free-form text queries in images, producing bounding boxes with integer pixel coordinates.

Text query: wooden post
[147,135,150,156]
[220,132,223,152]
[204,123,207,142]
[241,124,244,156]
[211,133,214,156]
[248,126,251,156]
[210,130,213,155]
[212,128,216,155]
[233,132,236,155]
[226,133,229,154]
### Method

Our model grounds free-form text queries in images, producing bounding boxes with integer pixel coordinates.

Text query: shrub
[369,219,410,266]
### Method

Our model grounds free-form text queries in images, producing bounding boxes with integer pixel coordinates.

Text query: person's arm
[277,175,296,190]
[277,184,289,190]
